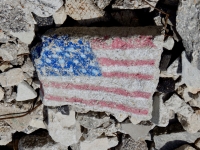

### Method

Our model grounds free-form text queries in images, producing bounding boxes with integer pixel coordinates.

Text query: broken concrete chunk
[77,112,110,129]
[32,27,163,121]
[0,30,10,43]
[16,81,37,101]
[46,107,81,146]
[0,101,36,131]
[0,121,15,145]
[0,43,18,61]
[176,0,200,70]
[0,68,25,87]
[182,52,200,94]
[195,138,200,149]
[10,28,35,44]
[80,137,110,150]
[112,0,158,10]
[160,57,181,80]
[108,136,119,149]
[163,36,174,50]
[175,145,196,150]
[0,0,35,33]
[18,130,68,150]
[21,58,35,77]
[154,132,200,150]
[165,94,193,118]
[120,123,152,141]
[21,0,63,17]
[65,0,104,20]
[151,93,169,127]
[53,6,67,27]
[178,110,200,133]
[112,113,128,122]
[93,0,112,9]
[0,62,13,72]
[115,134,148,150]
[0,87,4,100]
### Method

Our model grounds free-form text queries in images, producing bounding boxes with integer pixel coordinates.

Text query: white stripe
[101,65,155,74]
[44,87,151,108]
[40,76,158,92]
[93,48,160,60]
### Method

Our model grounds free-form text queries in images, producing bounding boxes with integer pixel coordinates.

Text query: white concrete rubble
[182,52,200,94]
[47,108,81,146]
[53,6,67,27]
[16,81,37,101]
[0,121,15,145]
[160,57,181,80]
[65,0,104,20]
[178,110,200,133]
[0,68,25,87]
[151,93,170,127]
[77,113,110,129]
[163,36,174,50]
[0,62,12,72]
[164,94,194,118]
[21,0,64,17]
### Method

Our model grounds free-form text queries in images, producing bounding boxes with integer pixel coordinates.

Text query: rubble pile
[0,0,200,149]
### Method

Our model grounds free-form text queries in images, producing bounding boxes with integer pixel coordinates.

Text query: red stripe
[98,58,155,66]
[91,36,156,50]
[45,94,148,115]
[102,72,153,80]
[42,81,151,99]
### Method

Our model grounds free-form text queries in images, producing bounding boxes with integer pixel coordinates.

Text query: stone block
[32,27,163,121]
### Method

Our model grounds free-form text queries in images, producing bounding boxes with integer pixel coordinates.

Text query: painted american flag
[32,27,163,120]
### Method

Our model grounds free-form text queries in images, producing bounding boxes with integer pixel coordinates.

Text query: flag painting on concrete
[32,27,163,120]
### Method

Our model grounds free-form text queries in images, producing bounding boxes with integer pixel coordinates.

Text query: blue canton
[31,35,102,76]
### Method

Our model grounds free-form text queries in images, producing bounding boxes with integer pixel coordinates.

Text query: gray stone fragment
[164,94,194,118]
[151,93,170,127]
[178,110,200,133]
[46,108,82,146]
[53,6,67,27]
[93,0,112,9]
[18,130,68,150]
[120,123,152,141]
[0,121,15,145]
[154,132,200,150]
[0,43,17,61]
[115,134,148,150]
[176,0,200,70]
[21,0,63,17]
[163,36,174,50]
[77,112,110,129]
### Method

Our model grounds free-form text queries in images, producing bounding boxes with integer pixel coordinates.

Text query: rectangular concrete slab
[32,27,163,120]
